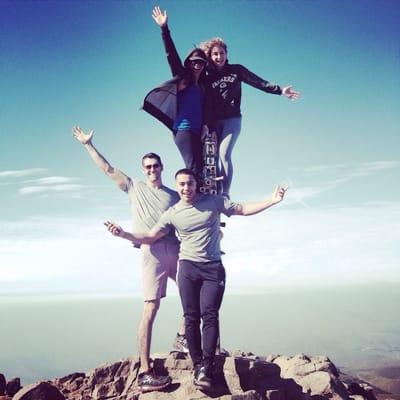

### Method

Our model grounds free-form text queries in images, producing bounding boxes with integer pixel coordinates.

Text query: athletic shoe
[172,333,189,354]
[137,369,171,392]
[193,366,212,390]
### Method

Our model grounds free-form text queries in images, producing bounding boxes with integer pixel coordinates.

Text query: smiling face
[188,59,206,80]
[142,157,162,184]
[210,45,227,70]
[175,172,197,203]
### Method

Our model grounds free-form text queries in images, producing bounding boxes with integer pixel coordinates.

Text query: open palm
[152,6,167,27]
[72,126,93,145]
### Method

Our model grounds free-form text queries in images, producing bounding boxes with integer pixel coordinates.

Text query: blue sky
[1,0,399,295]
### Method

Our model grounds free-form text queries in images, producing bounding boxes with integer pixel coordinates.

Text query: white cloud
[19,184,84,195]
[1,202,399,295]
[0,168,47,178]
[220,202,400,289]
[24,176,78,185]
[278,160,400,205]
[0,216,137,294]
[349,161,400,177]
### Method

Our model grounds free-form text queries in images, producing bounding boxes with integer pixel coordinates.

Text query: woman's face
[189,59,206,75]
[210,45,227,69]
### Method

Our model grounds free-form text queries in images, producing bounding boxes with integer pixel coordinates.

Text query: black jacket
[204,63,282,125]
[142,25,206,132]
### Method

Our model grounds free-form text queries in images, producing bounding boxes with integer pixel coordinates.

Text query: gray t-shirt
[155,194,237,262]
[119,172,179,244]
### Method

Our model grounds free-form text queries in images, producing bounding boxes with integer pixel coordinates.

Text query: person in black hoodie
[144,6,208,182]
[199,37,300,196]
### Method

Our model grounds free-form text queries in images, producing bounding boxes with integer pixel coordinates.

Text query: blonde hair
[198,37,228,58]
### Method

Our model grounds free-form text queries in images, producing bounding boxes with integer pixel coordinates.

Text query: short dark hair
[142,152,163,167]
[175,168,196,180]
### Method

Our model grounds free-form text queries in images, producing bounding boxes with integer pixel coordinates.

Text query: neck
[181,193,198,204]
[147,178,162,189]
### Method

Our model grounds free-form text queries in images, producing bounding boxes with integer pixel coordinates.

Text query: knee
[184,310,201,326]
[142,300,160,321]
[201,309,219,326]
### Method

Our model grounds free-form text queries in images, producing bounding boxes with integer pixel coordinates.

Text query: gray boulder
[13,381,64,400]
[6,376,21,397]
[0,374,5,395]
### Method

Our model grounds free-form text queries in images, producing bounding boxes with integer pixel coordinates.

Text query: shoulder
[162,185,179,199]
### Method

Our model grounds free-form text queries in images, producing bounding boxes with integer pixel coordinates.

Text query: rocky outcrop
[2,352,383,400]
[6,377,21,397]
[13,382,65,400]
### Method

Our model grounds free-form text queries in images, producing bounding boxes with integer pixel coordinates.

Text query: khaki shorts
[140,240,179,301]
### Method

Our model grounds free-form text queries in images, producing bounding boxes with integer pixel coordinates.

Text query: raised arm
[72,126,128,191]
[232,185,287,216]
[104,221,166,245]
[151,5,184,77]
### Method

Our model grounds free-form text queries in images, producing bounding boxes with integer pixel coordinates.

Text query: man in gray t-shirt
[72,126,185,392]
[105,168,286,390]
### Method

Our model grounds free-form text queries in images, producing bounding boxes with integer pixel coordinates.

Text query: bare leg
[138,299,160,373]
[178,317,185,336]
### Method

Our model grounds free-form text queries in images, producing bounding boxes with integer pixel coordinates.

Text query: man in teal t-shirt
[105,168,286,390]
[72,126,186,393]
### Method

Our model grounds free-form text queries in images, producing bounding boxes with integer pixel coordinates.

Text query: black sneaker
[137,369,171,392]
[193,366,212,390]
[172,333,189,354]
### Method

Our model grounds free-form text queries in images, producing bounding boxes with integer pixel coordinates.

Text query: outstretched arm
[104,221,166,245]
[72,126,128,191]
[151,5,184,77]
[232,185,287,216]
[239,65,300,100]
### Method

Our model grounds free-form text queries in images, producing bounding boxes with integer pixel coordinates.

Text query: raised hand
[271,185,287,204]
[72,126,94,145]
[104,221,124,237]
[152,6,168,27]
[282,86,300,101]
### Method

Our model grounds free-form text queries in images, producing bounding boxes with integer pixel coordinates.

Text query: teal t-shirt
[155,194,237,262]
[120,174,179,244]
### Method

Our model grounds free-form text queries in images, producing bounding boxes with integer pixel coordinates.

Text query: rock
[0,374,5,395]
[348,382,377,400]
[274,353,338,379]
[7,350,381,400]
[265,388,285,400]
[6,377,21,397]
[13,381,65,400]
[298,371,348,400]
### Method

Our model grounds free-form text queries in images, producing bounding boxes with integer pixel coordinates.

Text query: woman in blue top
[200,37,300,196]
[144,6,208,182]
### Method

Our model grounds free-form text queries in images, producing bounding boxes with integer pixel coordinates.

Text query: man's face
[175,173,197,202]
[142,157,162,182]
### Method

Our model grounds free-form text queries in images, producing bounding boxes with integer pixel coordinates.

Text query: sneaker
[137,369,171,392]
[172,333,189,354]
[193,366,212,390]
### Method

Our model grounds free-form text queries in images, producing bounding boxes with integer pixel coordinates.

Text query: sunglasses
[144,163,161,170]
[190,59,206,66]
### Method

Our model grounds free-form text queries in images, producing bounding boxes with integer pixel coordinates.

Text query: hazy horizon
[1,283,399,385]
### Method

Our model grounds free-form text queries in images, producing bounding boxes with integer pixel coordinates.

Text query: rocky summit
[0,351,391,400]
